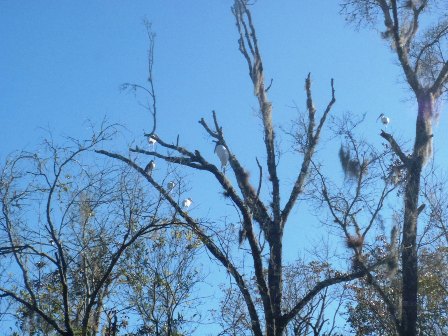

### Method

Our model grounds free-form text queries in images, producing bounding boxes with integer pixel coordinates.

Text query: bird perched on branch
[147,135,157,151]
[145,160,156,175]
[147,135,157,145]
[183,198,192,208]
[167,181,176,191]
[214,140,229,172]
[377,113,390,126]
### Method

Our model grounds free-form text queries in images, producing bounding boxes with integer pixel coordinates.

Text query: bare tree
[97,1,383,335]
[340,1,448,334]
[0,125,173,336]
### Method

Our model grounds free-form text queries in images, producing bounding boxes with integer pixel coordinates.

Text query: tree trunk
[401,161,420,336]
[89,290,105,336]
[401,92,433,336]
[267,224,284,336]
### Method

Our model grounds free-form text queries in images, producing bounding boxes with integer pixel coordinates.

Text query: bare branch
[121,20,157,135]
[388,0,422,94]
[199,117,219,139]
[96,148,264,336]
[431,61,448,97]
[233,0,280,224]
[255,157,263,201]
[380,130,409,165]
[281,269,367,327]
[282,77,335,224]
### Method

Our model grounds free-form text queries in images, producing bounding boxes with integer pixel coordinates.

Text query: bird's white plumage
[183,198,192,208]
[147,136,157,145]
[215,144,229,168]
[377,113,390,126]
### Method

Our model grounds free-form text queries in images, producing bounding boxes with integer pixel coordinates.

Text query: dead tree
[98,1,385,335]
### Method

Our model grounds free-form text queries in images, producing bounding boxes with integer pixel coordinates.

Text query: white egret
[147,135,157,151]
[214,141,229,171]
[183,198,192,208]
[147,135,157,145]
[377,113,390,126]
[145,160,156,175]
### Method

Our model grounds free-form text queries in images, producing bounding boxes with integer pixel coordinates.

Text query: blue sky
[1,0,447,333]
[1,0,428,156]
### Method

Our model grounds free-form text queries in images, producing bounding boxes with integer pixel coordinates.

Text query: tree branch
[0,289,68,336]
[233,0,280,225]
[96,149,264,336]
[281,269,367,327]
[431,61,448,97]
[380,130,409,165]
[390,0,421,94]
[282,77,335,224]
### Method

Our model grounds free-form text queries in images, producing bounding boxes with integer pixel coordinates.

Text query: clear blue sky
[1,0,447,333]
[2,0,430,155]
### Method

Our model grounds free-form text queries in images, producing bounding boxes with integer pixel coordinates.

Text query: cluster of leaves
[346,245,448,335]
[123,227,203,336]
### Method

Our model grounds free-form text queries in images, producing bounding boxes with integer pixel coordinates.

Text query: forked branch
[96,149,264,336]
[233,0,280,222]
[282,76,335,224]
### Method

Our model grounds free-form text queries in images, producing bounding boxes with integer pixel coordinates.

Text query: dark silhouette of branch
[96,149,264,336]
[282,76,335,224]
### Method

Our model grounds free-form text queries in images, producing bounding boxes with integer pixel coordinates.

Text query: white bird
[377,113,390,126]
[167,181,176,190]
[183,198,192,208]
[145,160,156,175]
[147,135,157,145]
[214,141,229,171]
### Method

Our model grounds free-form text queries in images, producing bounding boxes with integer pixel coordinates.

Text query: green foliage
[346,246,448,335]
[123,227,203,336]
